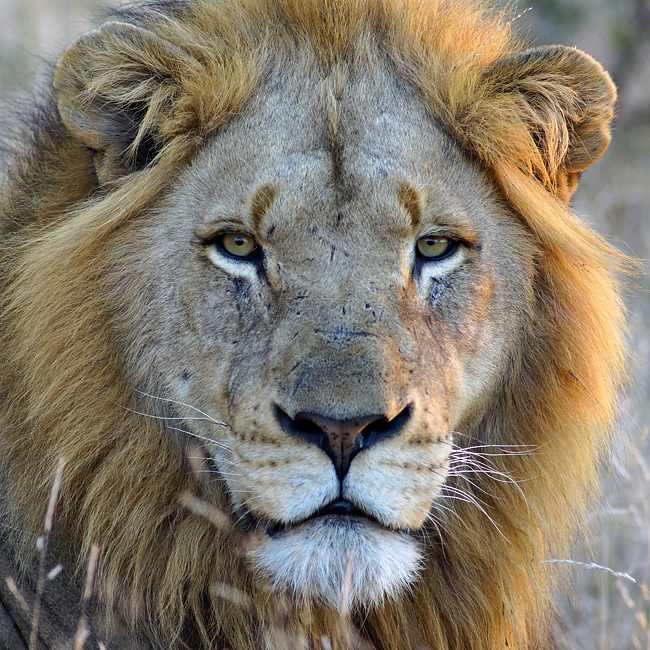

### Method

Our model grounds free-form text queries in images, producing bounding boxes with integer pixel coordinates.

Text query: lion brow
[251,183,278,234]
[397,182,422,229]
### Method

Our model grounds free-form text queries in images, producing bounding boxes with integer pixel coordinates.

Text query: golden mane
[0,0,627,648]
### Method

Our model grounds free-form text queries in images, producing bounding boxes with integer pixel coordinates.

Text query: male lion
[0,0,627,648]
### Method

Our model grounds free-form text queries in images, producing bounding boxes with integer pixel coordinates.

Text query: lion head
[0,0,627,648]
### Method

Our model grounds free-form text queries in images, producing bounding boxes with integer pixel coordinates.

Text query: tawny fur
[0,1,628,649]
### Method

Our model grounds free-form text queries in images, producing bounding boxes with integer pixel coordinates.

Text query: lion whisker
[128,408,227,427]
[446,471,503,499]
[429,499,462,523]
[234,511,253,528]
[121,403,236,454]
[424,511,447,537]
[452,433,555,455]
[448,456,518,480]
[423,511,452,556]
[448,467,514,490]
[186,466,242,478]
[164,425,233,453]
[450,440,540,456]
[133,390,230,427]
[231,499,271,528]
[450,431,539,449]
[437,494,509,542]
[448,451,532,511]
[439,485,510,543]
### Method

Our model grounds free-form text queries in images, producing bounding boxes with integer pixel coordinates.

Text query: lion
[0,0,628,648]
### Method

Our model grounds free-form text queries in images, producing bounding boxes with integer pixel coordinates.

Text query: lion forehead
[184,60,493,245]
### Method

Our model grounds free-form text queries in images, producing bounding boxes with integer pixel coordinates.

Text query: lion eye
[416,236,455,259]
[220,233,257,258]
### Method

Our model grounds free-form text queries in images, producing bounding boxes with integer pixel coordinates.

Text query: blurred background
[1,1,648,648]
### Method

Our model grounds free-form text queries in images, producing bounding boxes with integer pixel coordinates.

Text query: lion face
[107,61,534,610]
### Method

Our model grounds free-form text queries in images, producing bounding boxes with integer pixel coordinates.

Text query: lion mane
[0,0,628,649]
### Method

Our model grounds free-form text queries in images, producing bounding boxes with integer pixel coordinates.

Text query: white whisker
[167,425,233,451]
[133,389,230,427]
[448,444,533,511]
[439,485,510,543]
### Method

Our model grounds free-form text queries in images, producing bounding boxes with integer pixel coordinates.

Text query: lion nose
[275,404,412,480]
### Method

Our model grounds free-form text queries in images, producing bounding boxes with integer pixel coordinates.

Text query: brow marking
[251,184,278,233]
[397,182,422,229]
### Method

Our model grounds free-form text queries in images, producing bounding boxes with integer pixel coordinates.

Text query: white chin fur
[249,518,423,612]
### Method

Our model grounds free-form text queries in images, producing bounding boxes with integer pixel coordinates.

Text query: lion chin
[250,515,423,611]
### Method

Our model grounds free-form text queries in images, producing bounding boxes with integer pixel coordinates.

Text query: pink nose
[302,414,376,475]
[275,405,412,479]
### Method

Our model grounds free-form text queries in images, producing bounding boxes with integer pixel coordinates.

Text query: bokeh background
[1,1,648,648]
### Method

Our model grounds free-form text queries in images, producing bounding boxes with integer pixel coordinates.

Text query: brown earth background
[1,1,648,648]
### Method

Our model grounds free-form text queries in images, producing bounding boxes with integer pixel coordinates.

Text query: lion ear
[53,21,191,181]
[482,45,616,202]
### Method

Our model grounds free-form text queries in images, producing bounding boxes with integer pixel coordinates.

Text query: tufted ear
[481,45,616,202]
[53,22,193,183]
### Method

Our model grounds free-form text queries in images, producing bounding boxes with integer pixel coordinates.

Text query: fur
[0,1,628,649]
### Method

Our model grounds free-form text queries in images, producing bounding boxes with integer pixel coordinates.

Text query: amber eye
[220,233,257,258]
[416,236,455,259]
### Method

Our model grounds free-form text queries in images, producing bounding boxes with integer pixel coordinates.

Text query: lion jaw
[248,516,423,611]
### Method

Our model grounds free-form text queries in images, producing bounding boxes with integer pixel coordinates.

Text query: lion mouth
[264,499,383,538]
